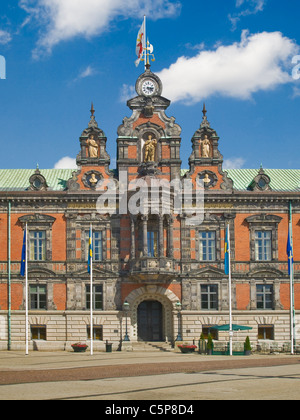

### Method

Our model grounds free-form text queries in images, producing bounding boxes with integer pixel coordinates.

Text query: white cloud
[54,156,77,169]
[72,65,97,83]
[223,157,246,170]
[229,0,266,30]
[78,66,96,79]
[0,30,12,45]
[19,0,181,57]
[157,30,299,104]
[119,83,136,103]
[292,87,300,99]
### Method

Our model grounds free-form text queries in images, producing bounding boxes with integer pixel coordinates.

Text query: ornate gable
[69,104,114,191]
[185,105,233,191]
[117,68,182,181]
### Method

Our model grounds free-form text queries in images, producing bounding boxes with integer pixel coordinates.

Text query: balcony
[128,257,176,281]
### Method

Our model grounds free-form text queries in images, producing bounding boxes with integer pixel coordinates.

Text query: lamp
[123,300,130,342]
[175,301,182,341]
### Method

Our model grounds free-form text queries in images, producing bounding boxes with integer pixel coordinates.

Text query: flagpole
[90,224,93,356]
[289,202,295,355]
[144,15,147,70]
[25,223,29,356]
[227,225,233,356]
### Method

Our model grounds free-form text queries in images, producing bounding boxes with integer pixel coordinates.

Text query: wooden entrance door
[137,300,163,342]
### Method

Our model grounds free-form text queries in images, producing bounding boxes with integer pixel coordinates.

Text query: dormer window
[248,167,271,191]
[29,167,48,191]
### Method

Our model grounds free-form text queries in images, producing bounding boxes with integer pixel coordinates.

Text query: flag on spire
[135,18,146,67]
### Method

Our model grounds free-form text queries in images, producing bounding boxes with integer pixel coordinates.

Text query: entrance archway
[124,285,180,343]
[137,300,163,342]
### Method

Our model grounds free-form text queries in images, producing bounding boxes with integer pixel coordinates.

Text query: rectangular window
[202,326,218,340]
[258,325,274,340]
[255,231,272,261]
[29,231,46,261]
[86,285,103,310]
[199,231,216,261]
[30,285,47,310]
[87,325,103,341]
[256,284,273,310]
[31,325,46,340]
[201,285,218,310]
[86,231,103,262]
[147,230,158,257]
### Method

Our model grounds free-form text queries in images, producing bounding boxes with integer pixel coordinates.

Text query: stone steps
[128,341,174,352]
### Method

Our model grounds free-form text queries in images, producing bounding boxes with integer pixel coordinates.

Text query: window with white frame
[30,285,47,310]
[201,284,218,310]
[85,231,104,262]
[29,231,46,261]
[199,231,216,261]
[255,231,272,261]
[256,284,274,310]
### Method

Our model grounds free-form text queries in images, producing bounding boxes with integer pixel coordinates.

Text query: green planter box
[178,346,196,354]
[72,345,88,353]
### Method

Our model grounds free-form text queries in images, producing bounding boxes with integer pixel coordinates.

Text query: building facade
[0,68,299,351]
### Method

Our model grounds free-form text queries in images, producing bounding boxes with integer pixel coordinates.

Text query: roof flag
[135,17,146,67]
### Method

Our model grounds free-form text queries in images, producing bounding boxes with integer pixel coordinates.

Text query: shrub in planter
[207,334,214,355]
[244,336,252,356]
[198,333,206,354]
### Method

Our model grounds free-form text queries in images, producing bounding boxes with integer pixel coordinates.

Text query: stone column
[130,216,136,260]
[65,212,78,261]
[142,215,148,257]
[167,215,174,258]
[159,214,164,257]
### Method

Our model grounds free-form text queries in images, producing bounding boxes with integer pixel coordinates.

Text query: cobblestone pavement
[0,352,299,400]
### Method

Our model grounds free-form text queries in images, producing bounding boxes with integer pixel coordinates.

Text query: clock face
[142,80,156,96]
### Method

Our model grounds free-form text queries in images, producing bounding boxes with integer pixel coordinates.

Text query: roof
[182,168,300,192]
[0,169,74,191]
[0,168,299,192]
[226,169,300,191]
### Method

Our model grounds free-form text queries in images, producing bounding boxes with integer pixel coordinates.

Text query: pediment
[28,267,56,277]
[74,266,118,277]
[19,214,56,224]
[192,266,225,277]
[248,267,284,278]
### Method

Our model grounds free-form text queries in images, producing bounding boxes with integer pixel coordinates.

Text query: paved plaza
[0,351,299,400]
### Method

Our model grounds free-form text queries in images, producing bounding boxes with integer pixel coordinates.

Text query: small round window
[258,178,266,189]
[33,178,42,189]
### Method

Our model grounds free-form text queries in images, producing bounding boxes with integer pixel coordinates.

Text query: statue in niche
[89,173,98,188]
[201,135,211,158]
[144,134,157,163]
[87,134,99,158]
[203,173,211,185]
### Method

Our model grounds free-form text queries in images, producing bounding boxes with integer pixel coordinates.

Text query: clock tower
[117,67,182,182]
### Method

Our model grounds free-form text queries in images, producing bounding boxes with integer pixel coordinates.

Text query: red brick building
[0,68,299,351]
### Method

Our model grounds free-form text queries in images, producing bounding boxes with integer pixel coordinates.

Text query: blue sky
[0,0,299,171]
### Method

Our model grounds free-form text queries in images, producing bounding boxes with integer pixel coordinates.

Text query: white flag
[135,20,146,67]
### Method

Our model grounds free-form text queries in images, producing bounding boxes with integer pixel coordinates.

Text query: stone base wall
[0,310,299,351]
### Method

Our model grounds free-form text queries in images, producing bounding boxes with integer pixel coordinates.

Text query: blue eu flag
[224,225,230,275]
[287,224,294,276]
[20,228,27,277]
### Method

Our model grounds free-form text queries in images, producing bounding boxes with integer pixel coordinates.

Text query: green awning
[210,324,252,331]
